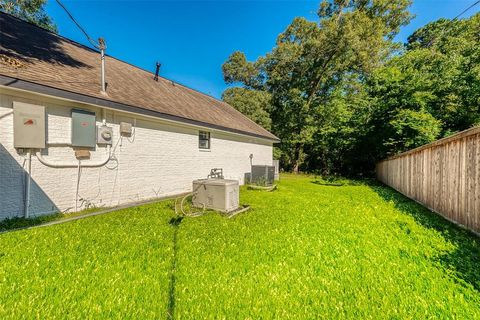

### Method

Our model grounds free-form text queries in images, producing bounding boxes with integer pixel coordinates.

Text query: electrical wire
[105,134,123,170]
[54,0,103,49]
[427,0,480,48]
[127,119,137,143]
[453,0,480,20]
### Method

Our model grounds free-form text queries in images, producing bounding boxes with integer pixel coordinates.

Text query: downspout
[25,149,32,218]
[102,108,107,125]
[75,160,81,212]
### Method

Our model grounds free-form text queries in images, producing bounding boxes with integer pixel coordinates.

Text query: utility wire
[428,0,479,48]
[54,0,102,49]
[452,0,480,20]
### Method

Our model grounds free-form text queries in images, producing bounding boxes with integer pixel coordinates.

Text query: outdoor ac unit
[251,165,275,186]
[192,179,239,212]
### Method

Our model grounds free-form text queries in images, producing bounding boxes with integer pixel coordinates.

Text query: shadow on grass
[311,181,345,187]
[0,214,61,232]
[0,207,104,233]
[310,176,373,187]
[167,216,183,320]
[370,183,480,292]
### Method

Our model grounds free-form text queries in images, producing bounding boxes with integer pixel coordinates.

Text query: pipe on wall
[46,142,71,147]
[75,160,81,212]
[35,146,111,168]
[36,108,111,168]
[102,108,107,125]
[25,149,32,218]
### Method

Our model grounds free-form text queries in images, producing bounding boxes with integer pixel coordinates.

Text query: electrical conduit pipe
[35,145,112,168]
[25,149,32,218]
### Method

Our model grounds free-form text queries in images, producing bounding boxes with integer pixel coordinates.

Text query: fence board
[376,126,480,234]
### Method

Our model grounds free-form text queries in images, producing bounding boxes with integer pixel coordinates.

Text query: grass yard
[0,174,479,318]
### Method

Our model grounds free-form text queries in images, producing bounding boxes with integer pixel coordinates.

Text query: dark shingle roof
[0,13,278,141]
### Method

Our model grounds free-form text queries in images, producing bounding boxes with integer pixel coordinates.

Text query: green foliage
[0,202,174,318]
[387,109,442,151]
[222,87,272,130]
[2,175,479,318]
[318,0,412,39]
[175,174,480,318]
[360,13,480,163]
[312,175,367,186]
[406,15,480,131]
[0,207,105,232]
[273,146,283,160]
[222,51,264,89]
[223,3,478,175]
[222,0,413,173]
[0,0,56,32]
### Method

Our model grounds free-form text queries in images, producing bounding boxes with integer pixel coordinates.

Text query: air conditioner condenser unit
[251,165,275,186]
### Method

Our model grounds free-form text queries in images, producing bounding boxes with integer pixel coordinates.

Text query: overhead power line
[54,0,107,92]
[427,0,479,48]
[54,0,103,49]
[452,0,480,20]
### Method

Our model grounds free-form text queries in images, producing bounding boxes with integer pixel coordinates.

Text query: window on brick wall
[199,131,210,149]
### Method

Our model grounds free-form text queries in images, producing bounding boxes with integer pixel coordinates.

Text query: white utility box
[192,179,239,212]
[13,101,45,149]
[119,122,132,136]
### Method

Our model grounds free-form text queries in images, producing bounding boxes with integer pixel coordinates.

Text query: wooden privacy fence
[376,126,480,234]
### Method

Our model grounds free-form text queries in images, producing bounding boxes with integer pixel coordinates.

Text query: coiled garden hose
[174,184,206,217]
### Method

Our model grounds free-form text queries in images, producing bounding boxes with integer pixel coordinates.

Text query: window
[199,131,211,149]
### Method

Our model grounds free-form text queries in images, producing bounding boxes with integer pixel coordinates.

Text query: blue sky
[46,1,479,99]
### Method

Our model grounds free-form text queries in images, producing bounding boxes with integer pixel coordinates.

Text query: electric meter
[97,125,113,145]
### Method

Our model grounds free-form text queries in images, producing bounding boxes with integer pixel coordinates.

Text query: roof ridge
[0,11,279,141]
[0,12,241,114]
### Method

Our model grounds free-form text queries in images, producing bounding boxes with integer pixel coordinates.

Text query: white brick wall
[0,88,273,219]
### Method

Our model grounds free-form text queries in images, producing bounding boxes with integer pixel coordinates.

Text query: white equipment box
[192,179,239,213]
[13,101,45,149]
[119,122,133,136]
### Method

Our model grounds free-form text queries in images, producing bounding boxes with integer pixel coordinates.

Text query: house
[0,13,278,219]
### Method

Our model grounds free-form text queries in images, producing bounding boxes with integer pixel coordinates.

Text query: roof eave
[0,74,280,143]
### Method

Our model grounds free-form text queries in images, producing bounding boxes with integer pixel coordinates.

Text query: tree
[360,13,480,165]
[223,4,478,175]
[0,0,56,32]
[405,14,480,133]
[223,0,412,173]
[387,109,441,151]
[222,88,272,130]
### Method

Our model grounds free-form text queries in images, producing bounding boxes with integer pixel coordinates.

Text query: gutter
[0,75,280,143]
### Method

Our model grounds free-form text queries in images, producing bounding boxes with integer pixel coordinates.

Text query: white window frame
[198,131,211,150]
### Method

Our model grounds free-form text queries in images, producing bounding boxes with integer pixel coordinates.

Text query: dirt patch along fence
[376,126,480,234]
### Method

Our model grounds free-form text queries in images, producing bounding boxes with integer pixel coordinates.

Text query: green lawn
[1,174,479,318]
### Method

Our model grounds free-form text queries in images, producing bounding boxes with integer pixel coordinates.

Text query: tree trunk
[292,144,303,174]
[293,162,300,174]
